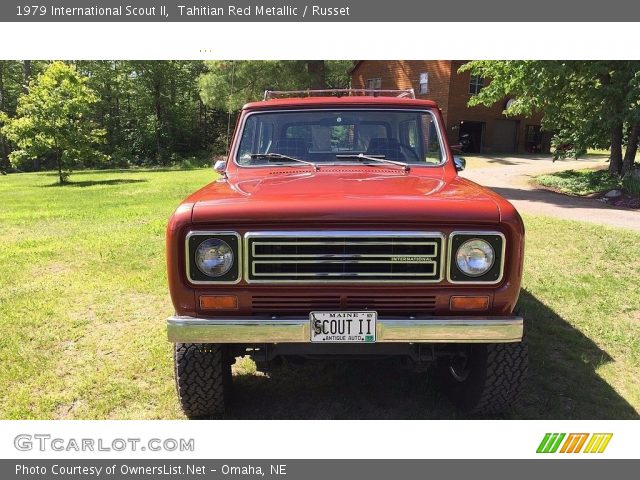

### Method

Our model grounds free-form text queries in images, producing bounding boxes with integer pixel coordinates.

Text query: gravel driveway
[460,155,640,231]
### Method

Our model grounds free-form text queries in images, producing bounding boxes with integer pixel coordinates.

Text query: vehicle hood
[189,169,502,224]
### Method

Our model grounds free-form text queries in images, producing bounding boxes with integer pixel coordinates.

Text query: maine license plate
[309,311,377,343]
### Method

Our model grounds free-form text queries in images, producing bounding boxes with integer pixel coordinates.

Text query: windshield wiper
[335,153,410,172]
[250,153,319,171]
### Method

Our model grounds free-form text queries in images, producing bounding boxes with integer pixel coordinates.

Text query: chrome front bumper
[167,315,523,344]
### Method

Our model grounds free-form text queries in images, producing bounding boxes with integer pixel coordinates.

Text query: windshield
[236,109,444,166]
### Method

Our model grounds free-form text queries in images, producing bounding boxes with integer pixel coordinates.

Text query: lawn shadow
[466,154,609,169]
[229,357,457,420]
[42,167,210,177]
[515,289,637,419]
[43,178,148,188]
[467,155,526,166]
[490,185,638,213]
[226,290,637,419]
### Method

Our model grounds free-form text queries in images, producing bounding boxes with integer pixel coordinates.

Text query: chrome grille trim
[244,231,445,284]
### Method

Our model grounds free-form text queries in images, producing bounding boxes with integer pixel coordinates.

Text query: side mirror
[213,160,227,174]
[450,144,464,152]
[454,156,466,172]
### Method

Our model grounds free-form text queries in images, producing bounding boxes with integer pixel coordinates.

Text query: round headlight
[195,238,234,277]
[455,239,495,277]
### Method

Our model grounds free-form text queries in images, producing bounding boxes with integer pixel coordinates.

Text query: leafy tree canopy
[460,61,640,174]
[199,60,353,112]
[1,61,106,183]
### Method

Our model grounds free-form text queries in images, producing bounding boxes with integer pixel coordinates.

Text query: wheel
[173,343,233,419]
[436,332,528,415]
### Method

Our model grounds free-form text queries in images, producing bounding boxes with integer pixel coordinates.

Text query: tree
[96,60,211,163]
[198,60,352,112]
[0,61,356,170]
[459,61,640,175]
[1,61,106,184]
[198,61,352,153]
[0,61,24,171]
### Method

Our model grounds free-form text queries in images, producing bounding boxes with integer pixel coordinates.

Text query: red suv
[166,90,526,418]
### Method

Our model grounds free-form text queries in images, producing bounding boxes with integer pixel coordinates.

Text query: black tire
[174,343,233,419]
[437,334,528,416]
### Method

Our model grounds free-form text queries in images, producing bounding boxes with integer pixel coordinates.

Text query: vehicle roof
[242,96,439,110]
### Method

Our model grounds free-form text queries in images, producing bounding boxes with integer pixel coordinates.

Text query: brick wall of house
[351,60,453,121]
[447,61,546,153]
[351,60,549,154]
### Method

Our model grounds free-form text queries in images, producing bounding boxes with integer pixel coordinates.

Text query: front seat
[366,138,404,161]
[272,138,308,158]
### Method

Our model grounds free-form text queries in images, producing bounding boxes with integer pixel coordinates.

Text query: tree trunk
[23,61,42,170]
[609,121,624,175]
[307,61,326,89]
[155,98,163,161]
[623,125,639,174]
[0,62,8,170]
[0,138,7,171]
[22,60,31,93]
[153,76,164,162]
[114,62,121,144]
[0,61,4,110]
[56,150,64,185]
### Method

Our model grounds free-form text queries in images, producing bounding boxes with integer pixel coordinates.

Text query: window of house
[419,72,428,94]
[469,75,484,95]
[366,78,382,90]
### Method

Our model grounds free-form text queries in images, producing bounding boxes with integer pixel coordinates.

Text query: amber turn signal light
[450,295,489,311]
[200,295,238,310]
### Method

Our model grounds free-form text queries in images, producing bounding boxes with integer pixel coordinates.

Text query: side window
[419,72,429,94]
[421,115,442,164]
[399,115,442,164]
[257,122,273,153]
[366,78,382,90]
[469,75,484,95]
[400,119,419,149]
[238,120,274,162]
[237,119,256,163]
[399,119,420,162]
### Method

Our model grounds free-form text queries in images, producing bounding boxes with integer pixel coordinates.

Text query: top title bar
[1,0,638,22]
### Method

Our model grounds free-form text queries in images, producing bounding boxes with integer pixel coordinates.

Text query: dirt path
[460,155,640,231]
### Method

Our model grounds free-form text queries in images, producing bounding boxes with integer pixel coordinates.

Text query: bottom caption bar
[4,459,638,480]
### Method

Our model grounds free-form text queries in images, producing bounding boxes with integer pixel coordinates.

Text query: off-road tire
[174,343,232,419]
[437,333,528,416]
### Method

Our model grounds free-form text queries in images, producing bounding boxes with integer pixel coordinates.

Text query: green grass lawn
[535,169,622,196]
[1,169,638,419]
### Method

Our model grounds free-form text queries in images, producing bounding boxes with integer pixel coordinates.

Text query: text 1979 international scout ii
[166,90,526,418]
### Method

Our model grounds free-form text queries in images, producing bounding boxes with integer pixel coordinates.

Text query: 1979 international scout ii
[166,90,526,418]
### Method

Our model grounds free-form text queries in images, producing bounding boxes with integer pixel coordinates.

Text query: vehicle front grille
[250,294,437,314]
[344,295,437,312]
[252,295,342,313]
[245,231,443,283]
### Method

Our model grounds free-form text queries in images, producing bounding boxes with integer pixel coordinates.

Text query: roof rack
[263,88,416,100]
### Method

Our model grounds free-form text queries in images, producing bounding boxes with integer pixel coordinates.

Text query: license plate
[309,311,377,343]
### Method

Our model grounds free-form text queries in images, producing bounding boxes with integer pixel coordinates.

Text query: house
[351,60,550,154]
